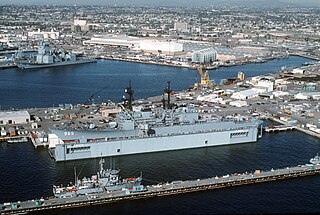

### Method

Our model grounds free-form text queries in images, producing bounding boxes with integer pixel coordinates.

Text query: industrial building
[136,40,183,54]
[192,48,217,64]
[83,35,139,47]
[0,111,30,125]
[71,20,93,32]
[28,28,60,40]
[295,92,320,100]
[256,80,274,92]
[83,35,184,54]
[174,22,188,32]
[229,100,249,107]
[304,83,317,91]
[231,89,259,100]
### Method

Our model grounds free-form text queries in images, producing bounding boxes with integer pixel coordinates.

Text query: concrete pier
[1,162,320,214]
[264,125,296,132]
[268,117,320,138]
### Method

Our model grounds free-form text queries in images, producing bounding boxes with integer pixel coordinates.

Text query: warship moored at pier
[53,158,143,198]
[1,155,320,214]
[14,41,96,69]
[49,107,263,161]
[48,83,263,162]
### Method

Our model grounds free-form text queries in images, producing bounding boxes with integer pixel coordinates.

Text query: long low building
[83,35,139,48]
[135,40,183,54]
[295,92,320,100]
[83,35,183,54]
[231,89,259,100]
[0,110,30,125]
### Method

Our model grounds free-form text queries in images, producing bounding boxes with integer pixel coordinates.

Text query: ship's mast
[164,81,173,109]
[99,158,105,174]
[74,167,77,187]
[123,81,134,111]
[161,94,166,109]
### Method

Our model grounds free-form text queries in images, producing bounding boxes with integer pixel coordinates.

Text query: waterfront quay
[264,124,296,132]
[1,59,320,149]
[0,4,320,214]
[0,57,319,214]
[1,161,319,214]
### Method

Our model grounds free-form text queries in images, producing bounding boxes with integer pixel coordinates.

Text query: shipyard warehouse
[0,111,30,125]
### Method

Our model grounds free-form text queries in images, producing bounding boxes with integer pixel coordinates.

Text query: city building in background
[192,48,217,63]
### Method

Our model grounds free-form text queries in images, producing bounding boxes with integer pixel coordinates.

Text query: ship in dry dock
[48,82,263,162]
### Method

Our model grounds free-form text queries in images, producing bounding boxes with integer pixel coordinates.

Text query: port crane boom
[194,64,212,89]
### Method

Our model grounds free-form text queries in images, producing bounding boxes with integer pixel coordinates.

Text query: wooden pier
[264,125,296,132]
[30,137,49,148]
[268,117,320,138]
[1,162,320,214]
[0,136,29,143]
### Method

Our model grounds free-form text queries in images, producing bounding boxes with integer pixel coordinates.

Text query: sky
[0,0,319,7]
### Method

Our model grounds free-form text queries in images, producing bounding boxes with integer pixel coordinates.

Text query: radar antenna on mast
[122,80,134,111]
[164,81,173,109]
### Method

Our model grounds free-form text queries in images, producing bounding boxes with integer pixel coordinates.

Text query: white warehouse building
[229,100,248,107]
[256,80,274,92]
[0,111,30,125]
[192,48,217,64]
[83,36,139,48]
[137,40,183,54]
[231,89,258,100]
[83,35,183,54]
[295,92,320,100]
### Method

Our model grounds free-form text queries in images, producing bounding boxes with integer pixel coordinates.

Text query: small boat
[7,137,28,143]
[310,153,320,164]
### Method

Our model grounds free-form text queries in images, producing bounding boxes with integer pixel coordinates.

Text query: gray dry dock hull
[53,126,260,161]
[17,59,97,69]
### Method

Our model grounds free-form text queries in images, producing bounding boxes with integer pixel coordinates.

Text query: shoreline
[268,117,320,139]
[97,54,292,70]
[2,51,316,71]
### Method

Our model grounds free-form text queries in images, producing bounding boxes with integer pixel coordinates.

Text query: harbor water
[1,56,320,214]
[0,56,310,109]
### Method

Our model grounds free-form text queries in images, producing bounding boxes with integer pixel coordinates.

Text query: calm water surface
[0,56,309,109]
[0,56,319,214]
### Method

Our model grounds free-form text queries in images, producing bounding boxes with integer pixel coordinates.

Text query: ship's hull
[52,122,262,162]
[106,181,141,191]
[53,187,104,198]
[16,59,97,69]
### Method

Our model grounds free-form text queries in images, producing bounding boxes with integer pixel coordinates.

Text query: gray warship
[49,82,263,162]
[53,158,143,198]
[310,154,320,164]
[14,41,96,69]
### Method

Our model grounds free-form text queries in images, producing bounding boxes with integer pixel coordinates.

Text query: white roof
[0,110,30,118]
[298,92,320,96]
[237,89,258,96]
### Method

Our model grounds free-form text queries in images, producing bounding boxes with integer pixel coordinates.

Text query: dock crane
[194,64,213,90]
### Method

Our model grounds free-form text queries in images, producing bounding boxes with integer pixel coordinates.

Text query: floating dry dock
[1,162,320,214]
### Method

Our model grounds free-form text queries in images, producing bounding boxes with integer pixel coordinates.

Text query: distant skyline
[0,0,319,7]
